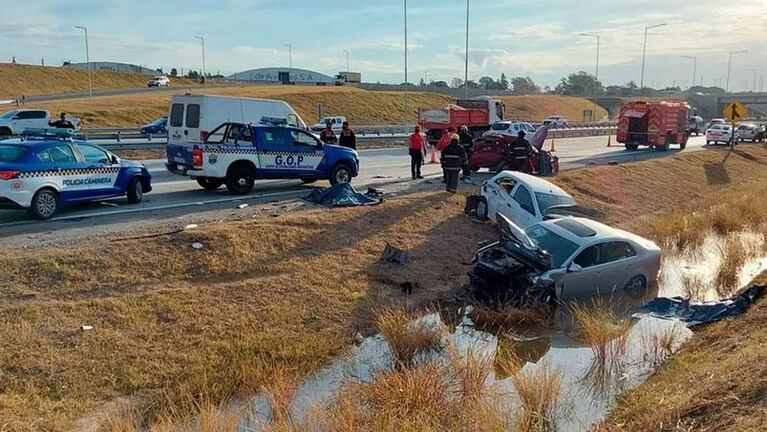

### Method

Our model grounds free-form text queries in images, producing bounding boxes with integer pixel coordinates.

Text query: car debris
[237,203,249,209]
[381,244,408,266]
[80,325,94,331]
[192,242,204,250]
[184,224,199,230]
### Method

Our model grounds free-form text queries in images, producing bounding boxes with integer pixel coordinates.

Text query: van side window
[185,104,200,128]
[170,103,184,127]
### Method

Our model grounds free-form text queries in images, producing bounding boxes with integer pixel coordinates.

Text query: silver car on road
[469,215,661,305]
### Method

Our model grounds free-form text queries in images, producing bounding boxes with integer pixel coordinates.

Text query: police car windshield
[0,110,17,119]
[0,144,27,162]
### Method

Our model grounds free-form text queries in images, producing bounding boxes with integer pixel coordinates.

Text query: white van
[167,94,307,144]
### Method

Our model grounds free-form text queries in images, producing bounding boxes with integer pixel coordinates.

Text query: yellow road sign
[723,100,747,124]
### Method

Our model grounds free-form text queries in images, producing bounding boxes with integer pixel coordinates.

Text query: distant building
[226,67,335,85]
[65,62,159,76]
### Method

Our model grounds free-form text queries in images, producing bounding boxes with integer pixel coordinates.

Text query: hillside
[498,94,608,122]
[0,63,194,99]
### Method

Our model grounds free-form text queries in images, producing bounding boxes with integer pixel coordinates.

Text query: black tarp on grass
[305,183,383,207]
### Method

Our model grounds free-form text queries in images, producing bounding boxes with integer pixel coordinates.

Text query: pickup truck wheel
[127,177,144,204]
[330,164,352,185]
[196,177,224,190]
[28,188,59,220]
[475,197,489,220]
[226,166,255,195]
[301,178,318,184]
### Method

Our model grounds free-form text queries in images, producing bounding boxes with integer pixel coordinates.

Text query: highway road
[0,134,709,243]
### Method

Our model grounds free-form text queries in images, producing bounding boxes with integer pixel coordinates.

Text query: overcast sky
[2,0,765,90]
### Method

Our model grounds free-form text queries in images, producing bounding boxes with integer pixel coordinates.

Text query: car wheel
[226,165,255,195]
[475,197,489,220]
[655,143,669,151]
[29,188,59,220]
[494,160,508,173]
[679,140,687,150]
[706,140,712,145]
[196,177,224,190]
[330,163,352,185]
[127,177,144,204]
[301,178,318,184]
[0,127,11,137]
[624,275,647,299]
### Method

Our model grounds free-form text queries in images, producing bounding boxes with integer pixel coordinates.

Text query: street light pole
[284,44,292,69]
[745,68,757,92]
[640,23,666,89]
[343,49,349,73]
[726,50,747,92]
[74,26,92,98]
[681,55,697,88]
[579,33,600,122]
[404,0,408,123]
[761,74,765,93]
[194,36,206,82]
[464,0,470,99]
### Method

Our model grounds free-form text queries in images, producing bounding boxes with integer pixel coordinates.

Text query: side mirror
[568,263,582,273]
[110,154,119,164]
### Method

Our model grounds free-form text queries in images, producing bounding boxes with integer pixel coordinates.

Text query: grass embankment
[498,94,608,123]
[0,63,194,99]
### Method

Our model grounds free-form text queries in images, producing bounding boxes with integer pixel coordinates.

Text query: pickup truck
[0,109,81,136]
[311,116,347,132]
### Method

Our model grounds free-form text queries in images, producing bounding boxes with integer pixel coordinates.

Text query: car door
[561,244,602,301]
[595,241,638,297]
[255,127,323,179]
[506,183,539,228]
[485,174,517,222]
[34,143,93,203]
[74,143,121,197]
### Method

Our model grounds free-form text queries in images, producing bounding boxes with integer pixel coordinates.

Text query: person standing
[409,125,427,180]
[49,113,75,129]
[437,127,454,152]
[319,122,338,144]
[510,130,533,173]
[458,125,473,177]
[441,136,467,193]
[338,121,356,149]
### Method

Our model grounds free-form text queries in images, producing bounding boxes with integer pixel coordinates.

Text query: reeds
[511,363,563,432]
[714,236,748,298]
[640,325,680,369]
[375,308,445,367]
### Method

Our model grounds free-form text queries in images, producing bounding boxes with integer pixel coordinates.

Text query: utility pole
[404,0,408,123]
[579,33,600,122]
[284,44,292,68]
[194,36,206,82]
[681,55,697,88]
[726,50,746,92]
[640,23,666,89]
[761,74,765,93]
[74,26,92,98]
[464,0,470,99]
[745,68,757,92]
[343,49,349,73]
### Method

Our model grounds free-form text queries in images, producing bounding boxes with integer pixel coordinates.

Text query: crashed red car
[469,135,559,176]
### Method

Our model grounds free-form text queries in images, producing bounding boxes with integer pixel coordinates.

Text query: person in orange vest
[319,122,338,144]
[437,127,455,152]
[409,125,427,179]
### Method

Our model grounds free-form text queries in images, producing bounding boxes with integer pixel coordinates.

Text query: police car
[0,129,152,220]
[165,121,359,194]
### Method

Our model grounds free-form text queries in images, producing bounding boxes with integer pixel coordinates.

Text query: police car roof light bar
[259,116,288,126]
[20,128,78,140]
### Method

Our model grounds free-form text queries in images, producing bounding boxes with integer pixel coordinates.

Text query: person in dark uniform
[458,125,474,177]
[338,121,356,149]
[510,130,533,173]
[319,122,338,144]
[49,112,75,129]
[440,136,467,193]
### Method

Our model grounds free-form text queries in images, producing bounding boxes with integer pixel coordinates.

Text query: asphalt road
[0,134,708,239]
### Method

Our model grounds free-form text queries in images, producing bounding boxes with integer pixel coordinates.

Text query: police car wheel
[330,164,352,185]
[29,189,58,220]
[226,166,255,195]
[127,177,144,204]
[197,177,225,190]
[301,178,318,184]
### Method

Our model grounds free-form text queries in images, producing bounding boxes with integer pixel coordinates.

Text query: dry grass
[510,364,563,432]
[640,325,680,370]
[470,304,551,333]
[260,365,300,425]
[570,300,631,388]
[681,274,707,303]
[714,236,749,299]
[375,308,445,367]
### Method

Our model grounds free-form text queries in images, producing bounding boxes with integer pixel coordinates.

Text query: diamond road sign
[723,100,747,124]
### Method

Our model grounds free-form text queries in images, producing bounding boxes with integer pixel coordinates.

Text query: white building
[227,67,335,85]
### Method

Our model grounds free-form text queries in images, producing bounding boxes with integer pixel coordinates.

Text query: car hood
[496,214,552,270]
[323,144,358,157]
[120,159,146,169]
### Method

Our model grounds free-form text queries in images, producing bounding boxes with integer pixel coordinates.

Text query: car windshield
[0,144,27,162]
[491,123,510,131]
[152,117,166,126]
[535,192,576,213]
[524,224,579,268]
[0,110,17,119]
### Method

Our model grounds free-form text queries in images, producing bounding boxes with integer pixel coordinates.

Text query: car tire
[330,163,352,185]
[301,178,318,184]
[679,139,687,150]
[127,177,144,204]
[655,143,669,151]
[196,177,224,190]
[470,165,480,172]
[226,165,255,195]
[0,127,11,137]
[475,197,489,220]
[624,275,647,299]
[494,160,508,173]
[28,188,59,220]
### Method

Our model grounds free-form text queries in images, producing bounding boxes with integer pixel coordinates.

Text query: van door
[168,102,185,144]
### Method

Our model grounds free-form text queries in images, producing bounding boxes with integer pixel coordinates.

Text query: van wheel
[196,177,224,190]
[330,164,352,185]
[127,177,144,204]
[475,197,489,220]
[226,165,255,195]
[29,188,59,220]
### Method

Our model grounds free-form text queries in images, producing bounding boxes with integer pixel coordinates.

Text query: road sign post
[723,100,746,150]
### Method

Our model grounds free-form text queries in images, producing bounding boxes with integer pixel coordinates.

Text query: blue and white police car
[165,122,359,194]
[0,129,152,220]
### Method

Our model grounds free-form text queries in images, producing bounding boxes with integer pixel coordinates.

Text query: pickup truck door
[255,127,324,179]
[12,110,48,132]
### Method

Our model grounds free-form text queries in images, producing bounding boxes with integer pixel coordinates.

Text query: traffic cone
[549,138,556,152]
[606,135,612,147]
[430,145,437,164]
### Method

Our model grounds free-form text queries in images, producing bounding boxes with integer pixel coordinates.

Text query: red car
[469,135,558,176]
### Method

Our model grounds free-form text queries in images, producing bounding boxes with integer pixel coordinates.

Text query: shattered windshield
[535,192,576,213]
[524,224,579,268]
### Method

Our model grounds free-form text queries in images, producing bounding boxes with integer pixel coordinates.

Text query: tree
[510,76,540,95]
[478,76,498,90]
[555,71,603,96]
[186,70,200,79]
[499,73,509,90]
[451,78,464,88]
[419,78,425,87]
[170,68,178,77]
[431,80,449,88]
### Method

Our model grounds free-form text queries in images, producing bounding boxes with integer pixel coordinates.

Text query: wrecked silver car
[469,214,661,306]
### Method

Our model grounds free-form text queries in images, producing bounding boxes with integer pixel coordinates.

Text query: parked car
[688,115,705,136]
[542,116,568,128]
[468,214,661,305]
[737,123,765,142]
[475,171,576,227]
[706,124,737,145]
[140,117,168,136]
[147,76,170,87]
[0,129,151,219]
[483,121,537,138]
[0,109,81,136]
[311,116,347,132]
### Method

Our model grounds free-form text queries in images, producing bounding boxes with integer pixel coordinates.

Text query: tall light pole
[745,68,757,92]
[640,23,666,89]
[579,33,600,122]
[343,49,349,73]
[726,50,746,92]
[463,0,470,99]
[194,36,206,81]
[284,44,292,69]
[404,0,408,123]
[681,55,697,88]
[74,26,92,98]
[761,74,765,93]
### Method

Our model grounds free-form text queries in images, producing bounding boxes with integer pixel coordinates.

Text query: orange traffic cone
[549,138,556,152]
[429,145,437,164]
[606,135,612,147]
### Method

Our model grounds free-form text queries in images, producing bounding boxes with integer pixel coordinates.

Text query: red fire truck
[616,100,690,151]
[418,97,505,144]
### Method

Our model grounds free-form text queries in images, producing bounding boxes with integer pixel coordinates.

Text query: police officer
[441,136,467,193]
[319,122,338,144]
[511,130,532,172]
[49,112,75,129]
[458,125,473,177]
[338,121,356,149]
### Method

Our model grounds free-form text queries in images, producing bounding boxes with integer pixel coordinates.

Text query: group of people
[319,121,356,149]
[408,124,474,193]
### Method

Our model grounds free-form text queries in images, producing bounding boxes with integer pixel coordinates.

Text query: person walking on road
[409,125,427,180]
[441,136,467,193]
[338,121,356,150]
[319,122,338,144]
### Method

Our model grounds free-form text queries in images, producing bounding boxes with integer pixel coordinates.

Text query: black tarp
[305,183,383,207]
[634,285,765,327]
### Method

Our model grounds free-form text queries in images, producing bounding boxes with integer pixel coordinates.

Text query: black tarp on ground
[634,285,765,327]
[305,183,383,207]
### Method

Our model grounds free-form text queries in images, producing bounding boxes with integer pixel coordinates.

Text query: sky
[1,0,766,91]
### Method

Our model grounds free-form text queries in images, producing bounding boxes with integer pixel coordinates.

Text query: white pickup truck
[0,109,81,136]
[311,116,347,132]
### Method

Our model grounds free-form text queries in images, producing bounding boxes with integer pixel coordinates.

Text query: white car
[0,109,81,136]
[147,76,170,87]
[483,121,537,138]
[476,171,576,228]
[311,116,347,132]
[706,124,737,145]
[543,116,568,128]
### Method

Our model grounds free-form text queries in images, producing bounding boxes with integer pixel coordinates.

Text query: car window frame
[169,103,184,128]
[573,244,601,269]
[43,144,78,164]
[493,176,517,195]
[598,241,637,265]
[291,129,322,148]
[512,184,536,216]
[185,104,201,128]
[75,144,112,165]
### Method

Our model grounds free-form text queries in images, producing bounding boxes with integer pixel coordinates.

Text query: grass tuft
[375,308,445,367]
[714,236,748,299]
[511,363,563,432]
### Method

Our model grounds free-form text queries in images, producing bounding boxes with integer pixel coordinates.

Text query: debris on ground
[366,187,386,197]
[381,243,408,265]
[192,242,204,250]
[80,325,94,331]
[237,203,249,209]
[400,281,419,295]
[305,183,383,207]
[184,224,198,230]
[634,285,765,326]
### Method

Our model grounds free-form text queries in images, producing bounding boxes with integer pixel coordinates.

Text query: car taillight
[0,171,20,180]
[200,131,209,141]
[192,147,203,167]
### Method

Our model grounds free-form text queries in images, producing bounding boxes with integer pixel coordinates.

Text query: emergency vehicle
[418,96,506,144]
[616,100,690,151]
[0,129,152,220]
[165,122,359,195]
